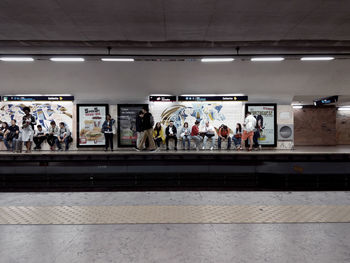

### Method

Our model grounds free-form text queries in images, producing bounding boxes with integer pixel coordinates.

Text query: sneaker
[134,147,141,152]
[259,145,262,150]
[166,148,169,151]
[150,148,158,152]
[210,147,213,151]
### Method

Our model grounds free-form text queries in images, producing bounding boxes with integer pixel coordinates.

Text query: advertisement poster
[149,101,244,136]
[245,104,277,146]
[118,104,148,147]
[77,104,108,147]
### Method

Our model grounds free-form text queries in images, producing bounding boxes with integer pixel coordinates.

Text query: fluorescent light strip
[201,58,234,62]
[251,57,284,62]
[301,57,334,61]
[0,57,34,62]
[338,107,350,111]
[292,105,303,109]
[101,58,134,62]
[50,57,85,62]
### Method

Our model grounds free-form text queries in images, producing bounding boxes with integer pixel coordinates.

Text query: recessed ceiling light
[300,57,335,61]
[201,58,234,62]
[292,105,303,109]
[338,107,350,111]
[50,57,85,62]
[101,58,134,62]
[0,57,34,62]
[251,57,285,62]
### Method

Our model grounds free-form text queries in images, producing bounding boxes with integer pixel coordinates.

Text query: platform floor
[0,192,350,263]
[0,145,350,155]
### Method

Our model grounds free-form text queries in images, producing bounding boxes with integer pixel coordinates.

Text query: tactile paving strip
[0,205,350,224]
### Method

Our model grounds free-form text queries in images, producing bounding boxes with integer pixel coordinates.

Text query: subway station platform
[1,146,349,191]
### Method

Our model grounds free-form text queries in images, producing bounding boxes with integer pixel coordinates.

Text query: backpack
[150,114,155,127]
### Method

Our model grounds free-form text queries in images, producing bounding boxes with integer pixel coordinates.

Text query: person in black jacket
[165,121,177,151]
[137,107,156,151]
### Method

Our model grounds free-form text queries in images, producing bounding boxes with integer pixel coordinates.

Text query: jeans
[4,138,17,151]
[191,135,202,149]
[181,135,191,150]
[154,137,162,147]
[47,135,60,148]
[166,135,177,149]
[58,137,70,151]
[232,136,241,147]
[203,135,215,149]
[253,130,260,148]
[104,133,114,150]
[218,136,231,149]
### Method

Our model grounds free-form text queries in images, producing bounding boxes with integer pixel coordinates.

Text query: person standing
[0,121,9,141]
[137,107,156,151]
[33,125,47,150]
[240,111,256,151]
[202,121,216,150]
[102,114,116,151]
[218,124,231,150]
[153,122,165,148]
[180,122,191,150]
[4,120,19,152]
[191,120,202,151]
[135,111,144,150]
[21,107,36,153]
[165,120,178,151]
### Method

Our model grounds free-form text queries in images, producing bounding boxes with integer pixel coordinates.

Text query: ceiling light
[251,57,284,62]
[338,107,350,111]
[292,105,303,109]
[201,58,234,62]
[50,57,85,62]
[0,57,34,62]
[101,58,134,62]
[301,57,334,61]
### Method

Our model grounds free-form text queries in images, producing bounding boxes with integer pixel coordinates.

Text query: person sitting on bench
[165,121,177,151]
[58,122,72,151]
[4,120,19,152]
[33,125,47,150]
[218,124,231,150]
[202,121,216,150]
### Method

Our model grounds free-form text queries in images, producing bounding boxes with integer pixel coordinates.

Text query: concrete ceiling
[1,0,350,53]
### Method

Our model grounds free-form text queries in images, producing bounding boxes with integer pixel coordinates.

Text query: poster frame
[76,104,109,148]
[117,104,148,148]
[245,103,277,147]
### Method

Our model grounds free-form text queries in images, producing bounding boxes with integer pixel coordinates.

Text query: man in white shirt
[33,125,47,150]
[241,111,257,151]
[202,121,216,150]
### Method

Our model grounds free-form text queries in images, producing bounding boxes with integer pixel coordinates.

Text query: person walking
[137,107,156,151]
[135,111,144,150]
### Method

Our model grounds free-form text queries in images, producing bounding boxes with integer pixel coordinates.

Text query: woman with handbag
[102,114,116,152]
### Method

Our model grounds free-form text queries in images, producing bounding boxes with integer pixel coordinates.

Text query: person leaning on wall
[102,113,116,152]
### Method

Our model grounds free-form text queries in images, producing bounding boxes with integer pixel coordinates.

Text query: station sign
[178,95,248,102]
[1,96,75,102]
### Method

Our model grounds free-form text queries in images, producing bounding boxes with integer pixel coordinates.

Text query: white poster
[77,105,107,147]
[246,104,276,145]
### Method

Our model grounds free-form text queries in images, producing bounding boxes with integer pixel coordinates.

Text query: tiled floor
[0,192,350,262]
